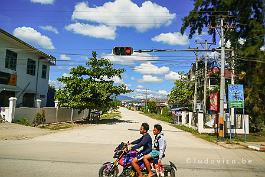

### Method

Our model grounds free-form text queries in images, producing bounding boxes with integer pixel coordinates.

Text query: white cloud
[165,71,182,81]
[40,25,59,34]
[134,62,169,75]
[62,73,71,77]
[138,75,162,83]
[60,54,71,61]
[102,53,159,65]
[218,39,231,48]
[137,85,144,89]
[129,88,169,100]
[49,80,64,89]
[65,23,116,40]
[31,0,55,4]
[111,76,124,84]
[102,76,124,84]
[72,0,175,32]
[158,90,169,96]
[238,38,246,45]
[260,45,265,51]
[152,32,189,45]
[208,51,220,59]
[13,27,55,49]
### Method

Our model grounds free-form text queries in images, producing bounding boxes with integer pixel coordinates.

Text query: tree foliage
[181,0,265,131]
[46,84,56,107]
[55,52,130,113]
[147,100,157,113]
[168,77,194,107]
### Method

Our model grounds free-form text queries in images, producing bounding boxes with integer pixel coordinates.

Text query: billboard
[228,84,244,108]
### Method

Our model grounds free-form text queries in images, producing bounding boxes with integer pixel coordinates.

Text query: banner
[210,92,219,111]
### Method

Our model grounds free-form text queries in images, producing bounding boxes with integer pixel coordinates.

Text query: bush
[14,117,31,126]
[161,107,171,117]
[33,110,46,126]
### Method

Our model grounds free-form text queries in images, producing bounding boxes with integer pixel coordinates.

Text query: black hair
[154,124,162,132]
[141,123,149,131]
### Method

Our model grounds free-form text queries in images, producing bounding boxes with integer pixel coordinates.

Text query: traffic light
[113,47,133,56]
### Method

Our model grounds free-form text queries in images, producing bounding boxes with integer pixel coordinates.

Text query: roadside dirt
[0,122,54,140]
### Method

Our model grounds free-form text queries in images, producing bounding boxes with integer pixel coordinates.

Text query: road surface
[0,107,265,177]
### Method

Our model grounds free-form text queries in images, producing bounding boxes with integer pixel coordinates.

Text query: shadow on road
[75,118,138,125]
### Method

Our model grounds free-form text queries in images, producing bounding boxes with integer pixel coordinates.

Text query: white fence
[14,107,89,123]
[0,97,89,123]
[172,111,249,134]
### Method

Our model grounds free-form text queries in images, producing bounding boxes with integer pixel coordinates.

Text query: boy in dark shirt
[129,123,152,177]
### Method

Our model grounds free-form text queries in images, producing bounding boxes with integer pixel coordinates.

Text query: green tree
[168,77,194,108]
[55,52,130,117]
[147,100,157,113]
[181,0,265,132]
[46,84,56,107]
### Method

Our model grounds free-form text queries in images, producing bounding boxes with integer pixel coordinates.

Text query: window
[27,59,36,75]
[5,49,17,71]
[41,65,47,79]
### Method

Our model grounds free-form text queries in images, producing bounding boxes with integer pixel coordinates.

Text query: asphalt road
[0,107,265,177]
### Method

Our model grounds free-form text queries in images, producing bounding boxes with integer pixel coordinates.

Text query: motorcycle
[99,142,177,177]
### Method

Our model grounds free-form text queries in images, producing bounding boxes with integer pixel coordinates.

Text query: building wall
[0,33,51,107]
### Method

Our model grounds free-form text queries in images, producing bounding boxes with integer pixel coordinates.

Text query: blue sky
[1,0,214,99]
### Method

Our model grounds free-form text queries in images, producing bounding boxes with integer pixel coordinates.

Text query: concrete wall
[14,107,87,124]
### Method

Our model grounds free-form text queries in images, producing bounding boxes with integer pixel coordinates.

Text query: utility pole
[231,49,235,134]
[192,50,199,112]
[145,89,149,112]
[196,40,215,114]
[219,17,226,138]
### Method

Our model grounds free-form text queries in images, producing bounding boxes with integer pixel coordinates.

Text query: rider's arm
[130,136,143,145]
[131,136,147,150]
[158,136,166,160]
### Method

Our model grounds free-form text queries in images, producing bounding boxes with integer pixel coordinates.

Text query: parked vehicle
[99,142,176,177]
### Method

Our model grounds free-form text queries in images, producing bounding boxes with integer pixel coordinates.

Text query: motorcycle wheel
[168,168,175,177]
[98,165,118,177]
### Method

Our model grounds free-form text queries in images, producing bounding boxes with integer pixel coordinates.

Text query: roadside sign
[228,84,244,108]
[210,92,219,111]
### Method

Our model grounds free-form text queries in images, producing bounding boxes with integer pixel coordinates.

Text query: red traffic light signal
[113,47,133,55]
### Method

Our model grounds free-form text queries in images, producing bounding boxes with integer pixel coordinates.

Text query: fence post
[189,112,192,128]
[244,115,249,134]
[35,99,42,108]
[54,100,59,123]
[8,97,17,123]
[181,111,186,125]
[71,108,74,123]
[198,113,204,133]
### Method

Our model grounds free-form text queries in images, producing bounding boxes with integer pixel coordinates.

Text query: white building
[0,28,56,107]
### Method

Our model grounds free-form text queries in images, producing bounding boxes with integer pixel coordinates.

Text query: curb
[247,145,265,151]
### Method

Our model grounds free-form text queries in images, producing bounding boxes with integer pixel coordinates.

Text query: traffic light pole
[133,49,215,53]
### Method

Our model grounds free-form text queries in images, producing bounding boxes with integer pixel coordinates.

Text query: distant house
[0,28,56,107]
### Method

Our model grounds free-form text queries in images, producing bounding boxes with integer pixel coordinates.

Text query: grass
[142,111,265,143]
[141,112,172,123]
[232,130,265,142]
[101,111,121,120]
[39,122,74,130]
